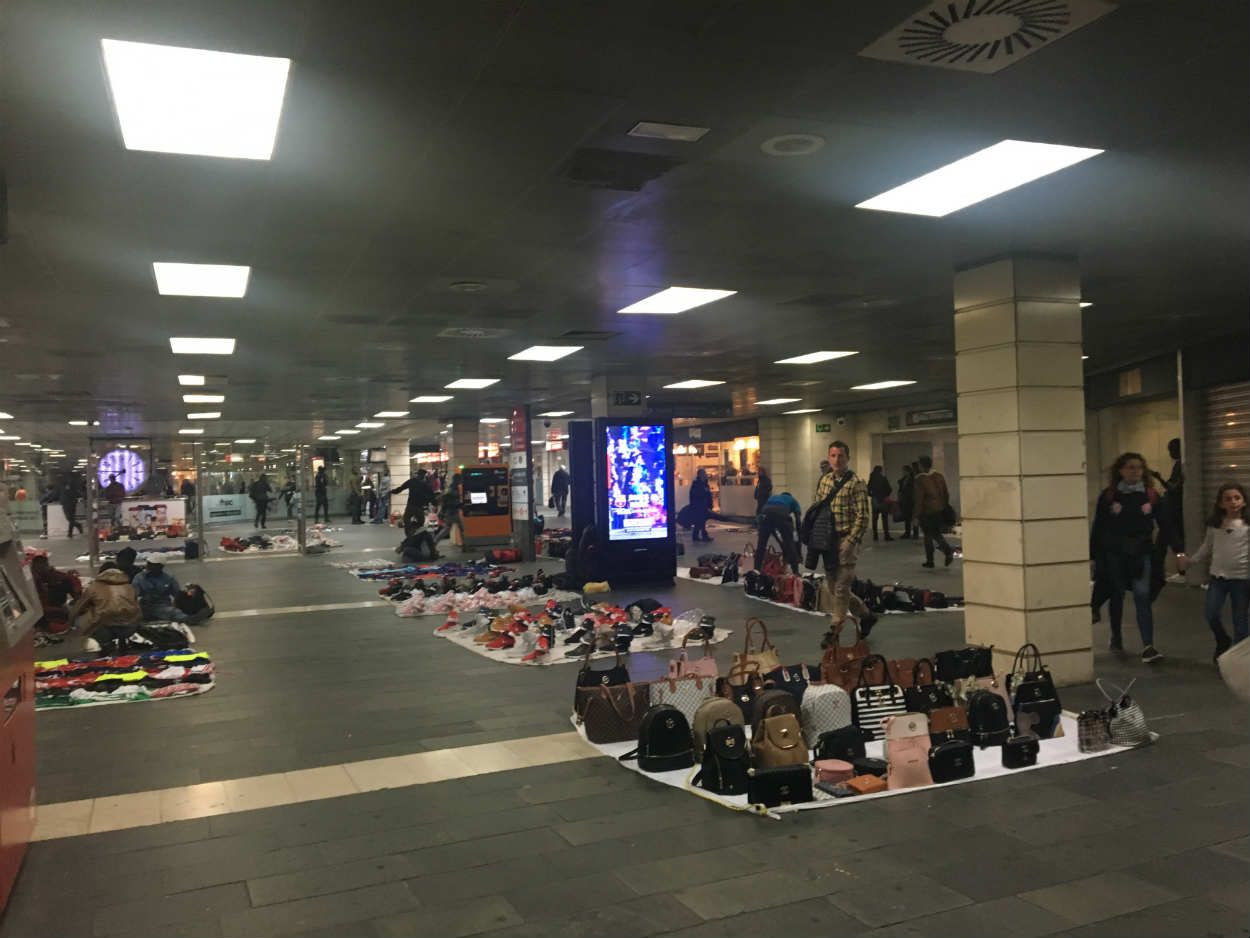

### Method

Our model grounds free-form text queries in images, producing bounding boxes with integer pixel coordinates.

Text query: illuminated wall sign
[97,448,147,492]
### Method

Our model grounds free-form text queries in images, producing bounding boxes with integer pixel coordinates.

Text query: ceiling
[2,0,1247,463]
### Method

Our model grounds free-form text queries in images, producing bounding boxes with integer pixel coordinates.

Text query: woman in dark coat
[688,468,713,542]
[897,465,916,539]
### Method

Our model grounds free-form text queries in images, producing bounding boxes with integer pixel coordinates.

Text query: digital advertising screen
[604,424,669,542]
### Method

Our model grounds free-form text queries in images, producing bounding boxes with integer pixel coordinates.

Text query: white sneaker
[83,637,101,653]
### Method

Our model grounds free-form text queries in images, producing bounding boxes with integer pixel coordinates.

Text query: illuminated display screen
[469,492,488,505]
[605,424,668,541]
[97,448,147,493]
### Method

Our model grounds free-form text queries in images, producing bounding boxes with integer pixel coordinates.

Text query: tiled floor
[4,522,1247,937]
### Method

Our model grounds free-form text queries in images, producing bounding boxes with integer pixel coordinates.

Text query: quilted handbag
[1097,678,1152,747]
[575,682,649,744]
[903,659,954,714]
[649,674,715,725]
[819,623,871,691]
[883,714,934,791]
[1007,643,1064,739]
[751,713,808,769]
[764,663,819,701]
[799,683,852,748]
[1077,708,1111,753]
[732,618,781,675]
[850,655,907,741]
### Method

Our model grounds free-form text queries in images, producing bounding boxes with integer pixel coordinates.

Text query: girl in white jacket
[1179,483,1250,660]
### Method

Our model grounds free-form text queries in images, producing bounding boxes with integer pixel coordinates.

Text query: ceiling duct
[860,0,1115,74]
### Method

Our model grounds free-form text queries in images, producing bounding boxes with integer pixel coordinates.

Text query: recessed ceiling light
[100,38,291,160]
[775,351,858,365]
[1082,355,1090,360]
[318,435,341,441]
[410,395,453,403]
[355,421,385,429]
[170,337,236,355]
[445,378,500,389]
[234,438,256,444]
[177,374,206,386]
[0,436,21,442]
[374,411,409,418]
[182,393,225,404]
[67,420,89,426]
[627,121,710,142]
[784,408,821,415]
[851,380,916,391]
[479,417,507,424]
[508,345,583,362]
[663,379,726,390]
[856,140,1103,217]
[334,429,361,435]
[537,410,574,417]
[178,428,204,435]
[153,262,250,297]
[186,411,222,419]
[1080,302,1093,308]
[618,287,736,315]
[15,442,34,447]
[756,398,801,406]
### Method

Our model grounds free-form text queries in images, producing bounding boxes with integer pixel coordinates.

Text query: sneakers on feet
[1109,635,1124,652]
[1141,645,1163,664]
[922,561,935,569]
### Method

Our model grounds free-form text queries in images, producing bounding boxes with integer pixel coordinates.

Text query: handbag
[928,738,976,783]
[720,662,765,721]
[693,723,749,795]
[649,675,715,725]
[747,764,812,808]
[883,714,934,791]
[619,705,694,772]
[731,618,781,676]
[1077,708,1111,753]
[801,473,852,547]
[575,648,630,703]
[1007,643,1064,739]
[1097,678,1152,747]
[927,705,971,744]
[670,633,719,681]
[760,547,785,578]
[813,758,855,784]
[819,622,870,691]
[1001,734,1040,770]
[813,725,872,762]
[750,689,802,739]
[575,682,648,744]
[844,774,887,795]
[751,713,808,769]
[850,655,907,740]
[851,755,887,776]
[763,663,819,701]
[887,657,921,690]
[935,646,993,683]
[798,683,852,747]
[903,659,954,714]
[882,712,930,761]
[691,697,745,761]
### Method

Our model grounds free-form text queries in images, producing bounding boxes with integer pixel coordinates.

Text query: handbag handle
[727,660,763,687]
[580,644,623,673]
[681,629,713,652]
[742,617,775,654]
[912,658,935,686]
[604,683,641,722]
[1011,642,1043,676]
[1095,677,1136,706]
[856,654,890,688]
[830,621,864,650]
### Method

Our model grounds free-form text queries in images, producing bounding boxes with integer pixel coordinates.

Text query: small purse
[1001,734,1040,769]
[934,645,993,683]
[851,756,887,777]
[1077,708,1111,753]
[575,649,630,702]
[927,705,971,744]
[902,659,953,713]
[720,662,764,721]
[844,774,887,795]
[747,764,812,808]
[813,725,872,762]
[812,758,855,784]
[928,738,976,783]
[670,632,719,681]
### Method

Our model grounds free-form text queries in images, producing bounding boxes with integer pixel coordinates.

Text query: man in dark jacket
[60,472,84,537]
[249,474,272,528]
[132,561,186,622]
[392,469,435,535]
[103,474,126,529]
[866,466,893,542]
[753,467,773,518]
[550,466,570,516]
[313,466,330,523]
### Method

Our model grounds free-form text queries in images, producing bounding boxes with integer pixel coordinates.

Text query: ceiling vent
[437,326,510,339]
[860,0,1115,74]
[560,147,683,191]
[559,329,620,342]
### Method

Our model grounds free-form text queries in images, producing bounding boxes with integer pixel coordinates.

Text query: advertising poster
[604,424,668,541]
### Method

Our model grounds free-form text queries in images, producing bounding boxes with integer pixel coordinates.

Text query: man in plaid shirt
[809,440,875,635]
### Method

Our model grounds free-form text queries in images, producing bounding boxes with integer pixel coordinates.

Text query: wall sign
[612,390,643,407]
[814,423,831,433]
[906,407,956,427]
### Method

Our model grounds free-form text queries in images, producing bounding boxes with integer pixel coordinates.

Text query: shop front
[673,419,762,517]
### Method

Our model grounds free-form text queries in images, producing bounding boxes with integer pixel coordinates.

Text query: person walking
[688,467,713,542]
[755,490,801,575]
[392,469,435,535]
[347,476,364,524]
[103,473,126,530]
[1090,452,1163,663]
[913,456,955,568]
[249,473,272,529]
[60,472,83,537]
[866,465,893,542]
[1178,482,1249,662]
[313,466,330,523]
[436,473,464,548]
[180,476,196,520]
[753,466,773,519]
[897,464,917,539]
[805,441,876,636]
[550,465,570,517]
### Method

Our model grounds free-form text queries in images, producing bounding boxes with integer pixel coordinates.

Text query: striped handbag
[850,655,908,741]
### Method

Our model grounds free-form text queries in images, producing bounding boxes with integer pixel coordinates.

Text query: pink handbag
[884,714,934,791]
[813,759,854,784]
[670,635,718,681]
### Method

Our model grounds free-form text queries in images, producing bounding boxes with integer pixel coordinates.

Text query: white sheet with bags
[572,712,1136,819]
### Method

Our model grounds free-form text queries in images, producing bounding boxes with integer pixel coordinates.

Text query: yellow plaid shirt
[813,470,870,548]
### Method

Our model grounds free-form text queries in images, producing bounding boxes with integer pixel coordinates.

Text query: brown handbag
[732,618,781,676]
[750,712,808,769]
[575,682,649,744]
[928,705,970,742]
[888,658,920,689]
[819,623,870,690]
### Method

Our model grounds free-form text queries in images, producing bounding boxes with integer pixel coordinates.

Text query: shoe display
[563,626,589,645]
[485,633,515,651]
[1141,645,1163,664]
[631,616,654,638]
[436,611,459,632]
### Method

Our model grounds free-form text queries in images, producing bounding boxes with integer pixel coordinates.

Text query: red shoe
[436,611,459,632]
[485,633,515,650]
[521,646,548,662]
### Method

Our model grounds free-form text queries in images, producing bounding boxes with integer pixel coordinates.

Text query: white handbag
[798,684,852,747]
[882,712,930,760]
[649,675,715,724]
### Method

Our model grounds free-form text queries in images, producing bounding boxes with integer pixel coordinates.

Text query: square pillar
[448,420,479,470]
[955,256,1092,685]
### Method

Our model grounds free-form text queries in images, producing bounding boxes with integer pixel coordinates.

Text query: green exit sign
[815,423,831,433]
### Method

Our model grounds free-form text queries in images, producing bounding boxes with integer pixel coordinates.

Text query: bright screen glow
[605,424,668,542]
[98,448,147,493]
[469,492,488,505]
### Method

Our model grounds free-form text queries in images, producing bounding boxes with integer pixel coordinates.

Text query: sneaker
[1141,645,1163,664]
[83,637,102,653]
[922,562,935,569]
[1109,635,1123,652]
[944,549,955,567]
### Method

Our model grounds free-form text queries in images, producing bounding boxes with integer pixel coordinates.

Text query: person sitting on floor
[131,560,187,622]
[73,561,142,653]
[114,546,141,582]
[29,554,84,637]
[397,526,440,563]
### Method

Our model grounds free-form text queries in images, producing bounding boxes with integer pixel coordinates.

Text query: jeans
[1205,577,1250,646]
[140,601,187,623]
[755,509,799,575]
[254,500,268,528]
[314,493,329,523]
[1107,554,1154,646]
[919,512,952,564]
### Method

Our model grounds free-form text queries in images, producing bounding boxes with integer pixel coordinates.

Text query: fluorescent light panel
[410,395,453,403]
[100,39,291,160]
[508,345,583,362]
[0,436,20,442]
[445,378,499,389]
[851,380,916,391]
[170,337,236,355]
[178,428,204,435]
[177,375,206,386]
[775,351,858,365]
[153,262,250,297]
[67,420,89,426]
[627,121,710,142]
[374,411,408,418]
[186,411,222,419]
[537,410,573,417]
[334,429,361,435]
[318,435,340,441]
[355,421,384,429]
[784,408,820,415]
[856,140,1103,217]
[755,398,801,406]
[0,413,13,420]
[619,287,736,315]
[182,394,225,404]
[1080,302,1093,308]
[233,438,256,443]
[663,379,725,389]
[479,417,507,423]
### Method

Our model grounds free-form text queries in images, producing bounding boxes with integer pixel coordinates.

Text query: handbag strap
[681,630,713,653]
[912,658,935,686]
[743,617,775,654]
[1095,677,1136,705]
[604,683,641,722]
[1011,642,1043,676]
[727,660,763,687]
[856,654,890,688]
[831,621,864,650]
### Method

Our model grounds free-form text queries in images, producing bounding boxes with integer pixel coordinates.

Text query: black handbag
[763,664,819,702]
[575,649,630,702]
[1007,643,1064,740]
[721,663,765,722]
[928,739,976,783]
[903,659,953,713]
[620,705,694,773]
[851,756,887,777]
[813,725,872,762]
[746,764,813,808]
[693,723,750,795]
[1001,734,1040,770]
[934,646,993,683]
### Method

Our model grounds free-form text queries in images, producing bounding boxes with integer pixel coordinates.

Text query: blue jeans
[1205,577,1250,645]
[1108,554,1154,646]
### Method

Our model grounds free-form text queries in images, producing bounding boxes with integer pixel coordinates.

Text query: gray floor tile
[616,848,771,896]
[500,872,630,921]
[373,895,523,938]
[856,896,1071,938]
[92,883,249,936]
[1210,835,1250,862]
[672,869,845,921]
[1046,896,1250,938]
[219,882,417,938]
[247,854,416,906]
[1127,846,1250,899]
[658,897,867,938]
[1019,870,1181,926]
[826,874,973,928]
[553,803,701,846]
[484,893,704,938]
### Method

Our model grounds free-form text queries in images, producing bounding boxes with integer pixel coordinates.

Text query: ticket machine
[459,465,512,547]
[0,514,38,911]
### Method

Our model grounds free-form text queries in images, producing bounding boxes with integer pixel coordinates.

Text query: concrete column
[447,420,479,470]
[383,436,410,487]
[954,256,1092,685]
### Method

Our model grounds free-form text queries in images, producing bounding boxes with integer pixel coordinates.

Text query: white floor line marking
[31,731,597,841]
[214,600,391,619]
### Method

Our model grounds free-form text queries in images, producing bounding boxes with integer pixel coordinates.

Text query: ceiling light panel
[100,39,291,160]
[1080,302,1093,308]
[618,287,736,315]
[410,395,453,403]
[67,420,89,426]
[508,345,583,362]
[153,262,250,297]
[177,374,206,386]
[318,435,340,441]
[851,380,916,391]
[182,394,225,404]
[355,421,384,428]
[0,413,13,420]
[479,418,507,423]
[856,140,1103,218]
[233,438,256,443]
[178,428,204,435]
[537,410,573,417]
[663,379,725,390]
[374,411,409,418]
[755,398,801,406]
[170,337,236,355]
[784,408,820,414]
[627,121,710,142]
[775,351,858,365]
[186,411,222,419]
[334,429,361,435]
[445,378,499,389]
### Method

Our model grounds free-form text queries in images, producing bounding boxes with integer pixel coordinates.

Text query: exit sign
[815,423,831,433]
[612,390,643,406]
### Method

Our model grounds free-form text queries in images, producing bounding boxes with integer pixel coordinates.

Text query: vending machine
[0,513,38,911]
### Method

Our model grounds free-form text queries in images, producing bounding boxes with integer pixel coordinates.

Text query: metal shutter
[1201,382,1250,507]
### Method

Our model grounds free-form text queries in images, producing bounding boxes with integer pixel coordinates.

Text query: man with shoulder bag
[804,441,876,638]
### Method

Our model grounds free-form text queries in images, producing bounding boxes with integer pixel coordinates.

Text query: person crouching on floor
[73,562,142,653]
[131,560,188,622]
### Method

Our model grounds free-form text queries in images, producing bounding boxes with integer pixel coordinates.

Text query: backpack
[620,705,694,772]
[721,554,740,584]
[693,723,749,795]
[174,584,213,619]
[966,689,1011,748]
[691,697,744,761]
[799,684,852,748]
[750,688,801,738]
[744,570,774,598]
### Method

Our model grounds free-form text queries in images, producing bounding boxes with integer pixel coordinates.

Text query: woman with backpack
[1090,452,1163,663]
[1178,482,1249,662]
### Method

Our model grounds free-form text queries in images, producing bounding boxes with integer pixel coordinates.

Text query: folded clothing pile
[35,649,214,708]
